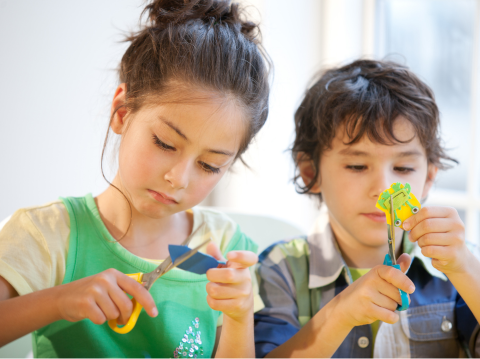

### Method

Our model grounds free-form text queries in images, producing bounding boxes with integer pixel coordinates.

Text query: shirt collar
[307,208,447,289]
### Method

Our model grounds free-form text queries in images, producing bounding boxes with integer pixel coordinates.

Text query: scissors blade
[142,224,208,289]
[388,194,397,265]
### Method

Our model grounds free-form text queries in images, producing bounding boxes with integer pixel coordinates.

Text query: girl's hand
[205,243,258,323]
[403,206,471,275]
[55,268,158,325]
[332,254,415,328]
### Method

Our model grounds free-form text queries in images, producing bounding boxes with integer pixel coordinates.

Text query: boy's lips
[148,189,178,204]
[361,212,386,222]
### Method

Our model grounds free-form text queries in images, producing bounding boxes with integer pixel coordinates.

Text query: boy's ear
[110,84,128,135]
[421,163,439,199]
[297,152,321,193]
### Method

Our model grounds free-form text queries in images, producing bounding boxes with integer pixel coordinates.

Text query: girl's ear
[421,163,439,199]
[110,84,128,135]
[297,152,321,193]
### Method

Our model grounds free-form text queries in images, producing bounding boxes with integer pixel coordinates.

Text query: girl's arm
[0,276,63,346]
[0,269,158,347]
[206,247,257,358]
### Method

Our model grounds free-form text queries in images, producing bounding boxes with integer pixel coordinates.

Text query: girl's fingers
[116,273,158,317]
[408,218,455,242]
[370,304,399,325]
[226,251,258,269]
[206,266,250,284]
[403,206,455,231]
[376,282,402,306]
[206,282,250,300]
[95,292,121,321]
[206,242,226,262]
[87,299,108,325]
[108,286,134,325]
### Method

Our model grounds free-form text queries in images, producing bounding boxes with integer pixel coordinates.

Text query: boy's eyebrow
[338,148,423,158]
[160,117,235,157]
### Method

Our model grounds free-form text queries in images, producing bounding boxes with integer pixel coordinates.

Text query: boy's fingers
[116,274,158,317]
[206,242,226,262]
[403,207,454,231]
[396,253,412,273]
[417,233,454,248]
[408,218,453,242]
[226,251,258,269]
[377,265,415,294]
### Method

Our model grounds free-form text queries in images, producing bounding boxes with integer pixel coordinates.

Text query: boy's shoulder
[259,237,310,265]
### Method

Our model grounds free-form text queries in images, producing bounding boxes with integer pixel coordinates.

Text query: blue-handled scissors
[384,194,409,311]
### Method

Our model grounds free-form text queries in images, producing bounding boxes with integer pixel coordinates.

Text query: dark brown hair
[100,0,270,238]
[292,59,456,201]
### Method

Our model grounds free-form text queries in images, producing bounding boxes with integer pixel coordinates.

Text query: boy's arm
[254,245,414,358]
[404,207,480,324]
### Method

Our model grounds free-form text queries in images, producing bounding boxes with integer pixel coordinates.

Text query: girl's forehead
[139,97,246,150]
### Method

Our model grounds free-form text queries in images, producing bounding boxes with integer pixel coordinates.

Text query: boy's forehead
[331,117,427,158]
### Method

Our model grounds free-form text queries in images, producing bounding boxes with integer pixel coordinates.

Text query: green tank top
[32,194,257,358]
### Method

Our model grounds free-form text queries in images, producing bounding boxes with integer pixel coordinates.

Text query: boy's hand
[333,254,415,327]
[205,243,258,322]
[55,268,158,325]
[403,206,471,275]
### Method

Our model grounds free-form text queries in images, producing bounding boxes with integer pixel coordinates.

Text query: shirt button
[358,336,369,348]
[441,316,452,332]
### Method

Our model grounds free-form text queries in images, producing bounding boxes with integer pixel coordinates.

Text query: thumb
[397,253,412,273]
[206,242,226,262]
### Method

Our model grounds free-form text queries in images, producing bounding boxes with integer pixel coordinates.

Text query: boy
[254,60,480,358]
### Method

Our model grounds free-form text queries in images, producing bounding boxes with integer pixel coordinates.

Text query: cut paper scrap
[169,244,226,275]
[376,182,421,229]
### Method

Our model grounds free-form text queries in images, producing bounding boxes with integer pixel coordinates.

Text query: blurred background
[1,0,480,357]
[1,0,480,243]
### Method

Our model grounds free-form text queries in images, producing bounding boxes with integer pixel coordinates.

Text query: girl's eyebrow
[160,117,235,157]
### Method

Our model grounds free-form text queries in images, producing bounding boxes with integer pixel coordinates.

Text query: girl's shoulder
[190,207,258,254]
[0,200,70,295]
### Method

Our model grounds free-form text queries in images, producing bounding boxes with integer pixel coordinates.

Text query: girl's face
[111,86,245,219]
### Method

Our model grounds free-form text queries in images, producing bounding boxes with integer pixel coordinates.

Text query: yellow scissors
[109,224,209,334]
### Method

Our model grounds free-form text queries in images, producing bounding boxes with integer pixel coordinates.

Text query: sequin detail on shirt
[174,317,204,358]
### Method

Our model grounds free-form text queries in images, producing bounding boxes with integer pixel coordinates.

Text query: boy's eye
[394,166,415,173]
[199,161,220,174]
[346,165,366,172]
[153,135,176,151]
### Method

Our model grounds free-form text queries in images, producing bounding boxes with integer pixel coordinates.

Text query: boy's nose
[164,160,191,190]
[370,170,392,198]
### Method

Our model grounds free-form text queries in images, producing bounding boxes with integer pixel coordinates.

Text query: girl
[0,0,270,357]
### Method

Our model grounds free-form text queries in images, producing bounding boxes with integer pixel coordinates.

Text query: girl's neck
[95,181,193,260]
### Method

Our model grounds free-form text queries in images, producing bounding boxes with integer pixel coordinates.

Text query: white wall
[0,1,144,220]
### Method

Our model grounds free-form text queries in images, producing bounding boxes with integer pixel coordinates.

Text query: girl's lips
[148,189,178,205]
[361,212,386,223]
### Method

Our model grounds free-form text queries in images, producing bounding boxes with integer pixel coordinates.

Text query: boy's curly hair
[292,59,457,201]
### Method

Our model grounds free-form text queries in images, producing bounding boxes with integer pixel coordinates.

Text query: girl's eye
[153,135,176,151]
[199,162,220,174]
[394,166,415,173]
[346,165,366,172]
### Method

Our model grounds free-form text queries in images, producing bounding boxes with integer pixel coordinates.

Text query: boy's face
[301,116,437,251]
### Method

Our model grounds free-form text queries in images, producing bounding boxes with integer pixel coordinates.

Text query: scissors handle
[108,272,145,334]
[383,254,409,311]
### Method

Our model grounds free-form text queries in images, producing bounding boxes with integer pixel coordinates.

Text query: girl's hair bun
[143,0,259,42]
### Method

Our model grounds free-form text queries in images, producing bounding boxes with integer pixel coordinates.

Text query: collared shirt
[254,208,480,358]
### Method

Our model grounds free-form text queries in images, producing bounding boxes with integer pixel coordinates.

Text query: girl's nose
[164,160,191,190]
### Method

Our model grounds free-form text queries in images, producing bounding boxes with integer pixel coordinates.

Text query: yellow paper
[376,182,421,229]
